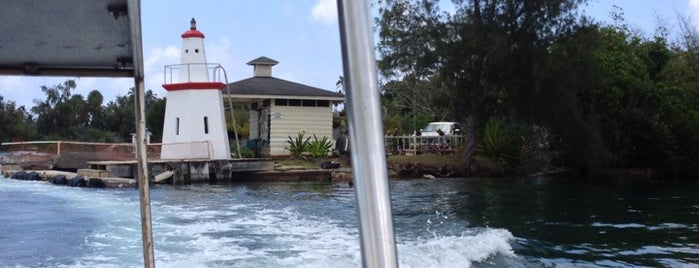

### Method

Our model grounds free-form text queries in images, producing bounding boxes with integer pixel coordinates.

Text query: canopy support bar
[336,1,399,267]
[128,0,155,267]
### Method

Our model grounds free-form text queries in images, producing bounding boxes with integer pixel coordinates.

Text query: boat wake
[1,179,519,268]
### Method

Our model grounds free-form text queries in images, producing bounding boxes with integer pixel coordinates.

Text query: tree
[0,96,36,142]
[31,80,81,139]
[377,0,586,168]
[103,88,164,142]
[146,97,166,142]
[86,90,105,128]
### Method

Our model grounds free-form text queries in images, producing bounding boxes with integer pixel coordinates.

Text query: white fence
[384,135,465,155]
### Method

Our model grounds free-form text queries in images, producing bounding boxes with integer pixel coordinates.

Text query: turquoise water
[1,176,697,267]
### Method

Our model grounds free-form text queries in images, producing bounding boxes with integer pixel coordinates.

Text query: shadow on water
[399,176,699,267]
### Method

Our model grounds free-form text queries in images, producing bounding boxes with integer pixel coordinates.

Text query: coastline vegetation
[375,0,699,179]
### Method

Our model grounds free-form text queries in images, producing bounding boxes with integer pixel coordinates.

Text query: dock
[1,141,354,187]
[86,158,275,184]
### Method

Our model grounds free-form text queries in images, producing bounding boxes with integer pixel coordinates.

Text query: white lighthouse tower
[160,18,230,160]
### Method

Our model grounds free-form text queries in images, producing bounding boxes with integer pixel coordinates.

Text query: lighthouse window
[204,117,209,134]
[185,49,189,53]
[176,117,180,135]
[195,49,200,53]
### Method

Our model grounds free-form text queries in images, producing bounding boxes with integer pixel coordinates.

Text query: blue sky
[1,0,698,109]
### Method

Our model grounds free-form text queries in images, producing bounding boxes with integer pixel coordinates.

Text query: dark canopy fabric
[0,0,140,77]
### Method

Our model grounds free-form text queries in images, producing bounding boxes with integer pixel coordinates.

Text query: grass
[275,153,507,177]
[387,154,465,166]
[277,153,468,168]
[276,158,323,169]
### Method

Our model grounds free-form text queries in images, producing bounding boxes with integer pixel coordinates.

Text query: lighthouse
[160,18,231,160]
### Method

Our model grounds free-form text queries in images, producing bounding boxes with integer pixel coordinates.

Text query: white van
[420,121,462,136]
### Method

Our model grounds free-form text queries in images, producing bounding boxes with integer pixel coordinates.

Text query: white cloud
[0,76,28,106]
[206,36,236,77]
[74,77,98,92]
[0,76,50,107]
[144,45,180,75]
[690,0,699,27]
[0,76,23,93]
[311,0,337,25]
[106,78,135,98]
[143,45,179,95]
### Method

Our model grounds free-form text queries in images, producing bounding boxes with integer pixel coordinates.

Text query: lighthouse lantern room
[160,18,231,160]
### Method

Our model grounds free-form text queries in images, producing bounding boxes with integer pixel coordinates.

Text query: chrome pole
[336,1,398,267]
[128,0,155,267]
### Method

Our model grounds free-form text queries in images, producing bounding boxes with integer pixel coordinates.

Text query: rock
[320,160,340,169]
[87,178,107,188]
[11,171,28,180]
[27,171,41,181]
[69,175,87,187]
[422,174,436,180]
[51,175,68,185]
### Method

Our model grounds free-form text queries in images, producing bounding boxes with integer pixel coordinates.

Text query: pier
[1,141,274,185]
[1,140,351,187]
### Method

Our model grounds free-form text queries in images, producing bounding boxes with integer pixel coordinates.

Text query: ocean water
[1,175,697,267]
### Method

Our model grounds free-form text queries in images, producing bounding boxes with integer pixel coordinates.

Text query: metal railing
[163,63,225,84]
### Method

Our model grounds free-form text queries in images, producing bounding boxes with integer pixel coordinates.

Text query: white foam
[150,203,515,267]
[398,228,515,268]
[1,180,517,267]
[591,222,646,229]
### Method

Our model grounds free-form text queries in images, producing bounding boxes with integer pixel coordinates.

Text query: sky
[2,0,699,109]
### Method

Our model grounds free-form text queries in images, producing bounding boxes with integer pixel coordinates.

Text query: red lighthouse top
[181,18,205,38]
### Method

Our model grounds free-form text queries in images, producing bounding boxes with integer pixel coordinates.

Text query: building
[160,19,231,160]
[226,57,344,157]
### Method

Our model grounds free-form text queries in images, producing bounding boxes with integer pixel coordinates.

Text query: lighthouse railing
[163,63,225,84]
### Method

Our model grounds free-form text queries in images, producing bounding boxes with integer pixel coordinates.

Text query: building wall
[269,105,334,156]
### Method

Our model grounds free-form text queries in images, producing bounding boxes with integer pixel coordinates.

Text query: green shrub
[231,146,255,158]
[476,118,521,167]
[307,134,333,159]
[285,131,311,158]
[284,132,334,160]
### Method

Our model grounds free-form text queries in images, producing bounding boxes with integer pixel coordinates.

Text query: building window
[275,99,287,106]
[204,116,209,134]
[302,99,315,107]
[272,98,331,107]
[289,99,302,106]
[176,117,180,135]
